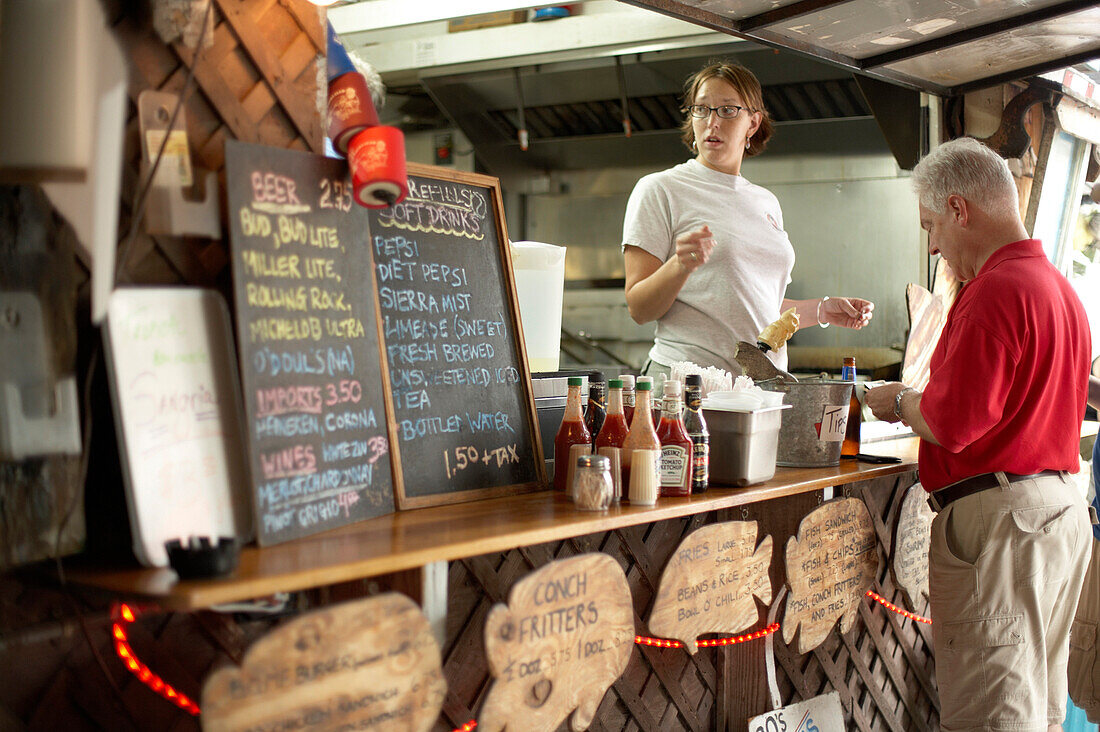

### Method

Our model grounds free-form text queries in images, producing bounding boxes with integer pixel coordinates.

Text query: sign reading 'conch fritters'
[202,593,446,732]
[648,521,773,653]
[479,553,634,732]
[783,497,879,654]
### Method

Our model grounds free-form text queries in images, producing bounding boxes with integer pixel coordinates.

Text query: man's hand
[865,382,908,423]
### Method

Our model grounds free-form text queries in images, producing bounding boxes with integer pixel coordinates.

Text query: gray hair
[911,137,1017,214]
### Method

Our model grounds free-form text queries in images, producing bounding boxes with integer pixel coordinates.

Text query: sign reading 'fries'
[648,521,773,653]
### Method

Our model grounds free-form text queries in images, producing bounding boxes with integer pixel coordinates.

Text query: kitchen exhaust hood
[419,43,884,180]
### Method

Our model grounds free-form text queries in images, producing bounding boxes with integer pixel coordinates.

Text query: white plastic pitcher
[509,240,566,373]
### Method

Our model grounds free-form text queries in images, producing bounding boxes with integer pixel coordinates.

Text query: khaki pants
[929,473,1091,731]
[1069,536,1100,723]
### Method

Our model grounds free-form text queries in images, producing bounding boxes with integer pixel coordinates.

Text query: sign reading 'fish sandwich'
[783,496,879,654]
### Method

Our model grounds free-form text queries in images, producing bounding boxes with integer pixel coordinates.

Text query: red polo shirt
[918,239,1090,491]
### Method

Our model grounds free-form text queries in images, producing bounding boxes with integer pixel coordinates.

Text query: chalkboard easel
[366,163,546,509]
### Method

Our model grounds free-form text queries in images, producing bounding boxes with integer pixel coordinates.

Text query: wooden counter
[68,439,918,610]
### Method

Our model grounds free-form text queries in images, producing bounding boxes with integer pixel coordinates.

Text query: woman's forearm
[625,256,690,324]
[781,298,825,329]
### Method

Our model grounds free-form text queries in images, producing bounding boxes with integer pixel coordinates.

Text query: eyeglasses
[684,104,751,119]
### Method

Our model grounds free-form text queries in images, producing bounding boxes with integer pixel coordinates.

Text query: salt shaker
[573,454,613,511]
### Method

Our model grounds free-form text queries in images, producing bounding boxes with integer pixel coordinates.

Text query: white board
[104,288,252,567]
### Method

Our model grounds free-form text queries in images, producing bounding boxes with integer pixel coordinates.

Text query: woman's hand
[820,296,874,329]
[674,225,716,274]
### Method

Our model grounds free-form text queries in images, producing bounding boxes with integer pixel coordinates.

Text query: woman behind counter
[623,61,874,380]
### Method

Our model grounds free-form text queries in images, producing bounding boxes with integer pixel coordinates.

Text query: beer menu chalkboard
[226,140,398,545]
[366,163,545,508]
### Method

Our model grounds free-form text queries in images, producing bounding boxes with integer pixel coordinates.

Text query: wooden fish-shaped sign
[479,553,634,732]
[782,497,879,654]
[892,482,934,612]
[202,593,446,732]
[648,521,773,653]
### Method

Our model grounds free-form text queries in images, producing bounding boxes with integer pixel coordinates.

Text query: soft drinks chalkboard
[226,140,398,545]
[366,163,545,508]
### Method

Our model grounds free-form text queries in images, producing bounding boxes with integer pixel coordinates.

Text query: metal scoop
[735,341,798,383]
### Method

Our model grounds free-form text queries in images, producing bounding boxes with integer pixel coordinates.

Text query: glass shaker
[573,454,613,511]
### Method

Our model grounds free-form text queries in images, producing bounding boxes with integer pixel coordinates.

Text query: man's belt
[927,470,1061,513]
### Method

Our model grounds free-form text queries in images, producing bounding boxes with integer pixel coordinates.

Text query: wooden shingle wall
[107,0,324,285]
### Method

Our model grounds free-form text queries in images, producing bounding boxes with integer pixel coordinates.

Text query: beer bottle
[841,357,861,457]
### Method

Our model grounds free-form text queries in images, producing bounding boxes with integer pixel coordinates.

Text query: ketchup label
[659,445,689,485]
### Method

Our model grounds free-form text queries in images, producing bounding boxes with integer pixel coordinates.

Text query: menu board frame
[372,162,547,510]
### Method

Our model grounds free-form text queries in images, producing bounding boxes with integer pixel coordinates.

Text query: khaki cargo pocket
[938,615,1030,726]
[1069,620,1098,714]
[1011,505,1074,586]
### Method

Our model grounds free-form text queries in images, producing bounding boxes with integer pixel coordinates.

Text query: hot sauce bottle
[621,374,636,427]
[657,380,693,497]
[595,378,629,501]
[621,380,660,499]
[554,376,591,494]
[583,371,606,444]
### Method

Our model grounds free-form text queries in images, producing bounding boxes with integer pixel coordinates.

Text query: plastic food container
[759,379,853,467]
[702,404,790,486]
[509,240,566,372]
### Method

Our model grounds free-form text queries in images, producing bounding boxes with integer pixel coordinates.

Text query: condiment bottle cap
[608,378,623,388]
[663,379,682,397]
[686,374,702,386]
[568,376,583,386]
[636,381,652,391]
[620,374,635,388]
[576,454,610,470]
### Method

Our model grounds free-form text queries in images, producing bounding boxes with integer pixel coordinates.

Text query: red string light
[634,622,781,648]
[865,590,932,624]
[111,603,201,716]
[107,587,925,732]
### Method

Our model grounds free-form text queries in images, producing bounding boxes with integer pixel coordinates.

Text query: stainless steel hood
[419,43,886,180]
[334,0,1097,182]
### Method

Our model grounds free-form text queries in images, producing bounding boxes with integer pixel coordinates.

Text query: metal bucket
[759,379,853,467]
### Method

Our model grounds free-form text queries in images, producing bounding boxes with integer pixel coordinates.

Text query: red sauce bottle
[656,380,693,497]
[595,378,629,501]
[554,376,591,494]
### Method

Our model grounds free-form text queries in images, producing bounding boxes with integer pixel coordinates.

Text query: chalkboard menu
[226,140,398,545]
[366,163,545,508]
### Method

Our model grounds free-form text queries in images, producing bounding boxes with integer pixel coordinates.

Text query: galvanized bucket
[759,379,853,467]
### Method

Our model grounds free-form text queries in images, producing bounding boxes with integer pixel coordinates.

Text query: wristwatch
[894,387,915,421]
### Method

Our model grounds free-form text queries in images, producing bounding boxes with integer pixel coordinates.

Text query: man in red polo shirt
[866,137,1092,732]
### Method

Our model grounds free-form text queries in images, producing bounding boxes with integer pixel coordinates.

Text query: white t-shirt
[623,158,797,372]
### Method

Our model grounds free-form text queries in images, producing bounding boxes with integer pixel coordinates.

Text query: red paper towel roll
[328,71,381,156]
[348,126,408,208]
